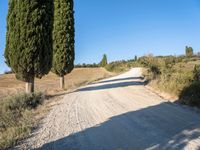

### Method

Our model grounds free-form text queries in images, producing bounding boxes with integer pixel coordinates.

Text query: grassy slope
[0,93,44,149]
[0,68,113,100]
[148,58,200,94]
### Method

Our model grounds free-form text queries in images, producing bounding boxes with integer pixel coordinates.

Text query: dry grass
[173,59,200,72]
[0,93,44,149]
[141,57,200,104]
[0,68,114,149]
[0,68,113,100]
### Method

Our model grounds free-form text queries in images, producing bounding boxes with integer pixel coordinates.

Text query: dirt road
[25,68,200,150]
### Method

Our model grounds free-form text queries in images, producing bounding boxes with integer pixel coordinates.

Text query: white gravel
[23,68,200,150]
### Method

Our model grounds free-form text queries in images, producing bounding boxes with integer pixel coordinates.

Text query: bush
[105,62,127,73]
[0,93,44,149]
[105,60,142,73]
[179,82,200,107]
[157,71,193,96]
[149,65,161,79]
[179,66,200,106]
[4,70,13,74]
[193,65,200,81]
[137,55,200,107]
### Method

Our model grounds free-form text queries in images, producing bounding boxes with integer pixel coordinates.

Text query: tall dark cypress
[100,54,108,67]
[52,0,75,89]
[5,0,54,93]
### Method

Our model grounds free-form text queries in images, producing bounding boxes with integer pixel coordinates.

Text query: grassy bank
[0,93,44,149]
[0,68,113,101]
[140,56,200,106]
[105,60,142,73]
[105,56,200,107]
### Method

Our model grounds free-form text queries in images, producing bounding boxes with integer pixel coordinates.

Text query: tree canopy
[52,0,75,77]
[100,54,108,67]
[5,0,54,82]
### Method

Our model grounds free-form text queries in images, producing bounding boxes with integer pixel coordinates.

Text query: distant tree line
[75,63,99,68]
[75,54,108,68]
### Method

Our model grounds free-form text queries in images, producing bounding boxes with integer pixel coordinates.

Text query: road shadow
[77,77,145,92]
[46,92,68,99]
[35,102,200,150]
[91,77,143,85]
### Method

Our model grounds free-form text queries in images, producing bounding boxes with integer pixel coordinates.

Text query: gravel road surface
[24,68,200,150]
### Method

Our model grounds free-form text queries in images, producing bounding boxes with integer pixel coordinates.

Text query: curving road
[27,68,200,150]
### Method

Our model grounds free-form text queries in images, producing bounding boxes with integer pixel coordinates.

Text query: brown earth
[0,68,113,100]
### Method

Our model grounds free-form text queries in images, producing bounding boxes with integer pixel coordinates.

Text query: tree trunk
[60,76,65,89]
[26,77,34,93]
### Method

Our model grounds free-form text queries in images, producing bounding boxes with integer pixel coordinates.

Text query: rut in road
[24,68,200,150]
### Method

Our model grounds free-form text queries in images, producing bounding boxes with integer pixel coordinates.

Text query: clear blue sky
[1,0,200,73]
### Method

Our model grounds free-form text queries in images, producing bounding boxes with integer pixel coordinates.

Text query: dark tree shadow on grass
[35,102,200,150]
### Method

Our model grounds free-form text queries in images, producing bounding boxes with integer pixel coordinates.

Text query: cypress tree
[185,46,194,57]
[134,55,138,61]
[100,54,108,67]
[52,0,75,89]
[5,0,54,93]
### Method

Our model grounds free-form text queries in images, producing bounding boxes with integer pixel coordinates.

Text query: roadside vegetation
[0,93,44,149]
[139,54,200,106]
[104,48,200,107]
[105,59,141,73]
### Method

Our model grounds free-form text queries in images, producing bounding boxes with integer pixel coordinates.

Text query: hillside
[0,68,113,100]
[105,56,200,106]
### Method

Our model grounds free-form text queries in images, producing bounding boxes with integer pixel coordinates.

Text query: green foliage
[100,54,108,67]
[105,62,126,73]
[149,65,161,79]
[5,0,54,82]
[185,46,194,57]
[52,0,75,77]
[179,82,200,107]
[156,71,193,96]
[179,65,200,106]
[4,70,13,74]
[106,54,200,107]
[0,93,44,149]
[134,55,138,61]
[105,60,142,73]
[75,63,99,68]
[193,65,200,81]
[141,55,200,106]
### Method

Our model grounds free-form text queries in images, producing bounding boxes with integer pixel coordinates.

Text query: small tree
[185,46,194,57]
[100,54,108,67]
[52,0,75,89]
[5,0,54,93]
[134,55,138,61]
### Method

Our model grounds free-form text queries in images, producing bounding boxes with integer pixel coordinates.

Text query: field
[0,68,114,149]
[0,68,113,100]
